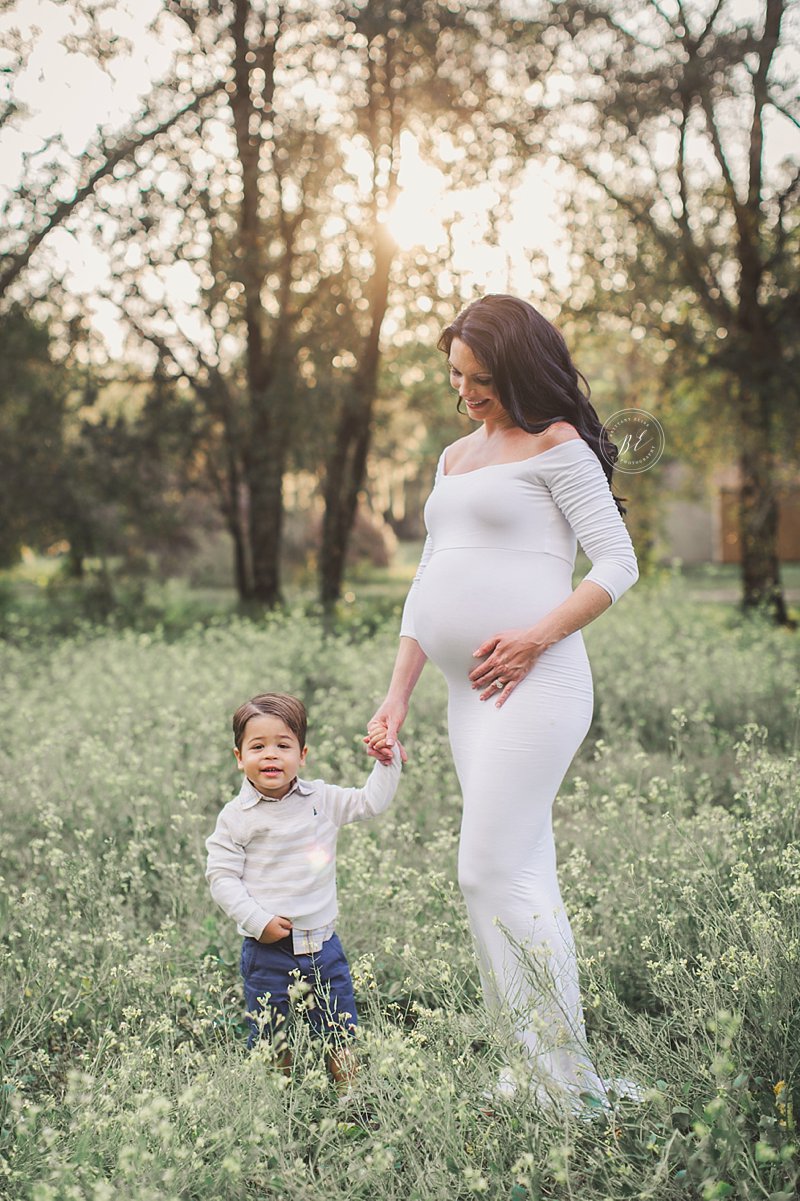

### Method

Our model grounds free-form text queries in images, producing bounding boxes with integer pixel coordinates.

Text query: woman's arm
[469,443,638,706]
[367,451,444,760]
[368,523,435,760]
[366,636,428,763]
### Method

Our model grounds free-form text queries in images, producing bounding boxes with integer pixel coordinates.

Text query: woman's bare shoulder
[539,421,582,449]
[442,431,481,471]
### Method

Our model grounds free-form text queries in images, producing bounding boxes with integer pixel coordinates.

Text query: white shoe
[480,1067,571,1115]
[481,1067,645,1118]
[480,1066,519,1110]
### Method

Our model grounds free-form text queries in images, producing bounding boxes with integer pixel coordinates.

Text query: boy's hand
[364,717,408,765]
[259,915,293,943]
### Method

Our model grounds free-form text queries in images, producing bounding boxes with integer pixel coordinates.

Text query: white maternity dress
[400,437,639,1108]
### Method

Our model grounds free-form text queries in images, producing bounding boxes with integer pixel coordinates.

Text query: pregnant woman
[367,295,641,1114]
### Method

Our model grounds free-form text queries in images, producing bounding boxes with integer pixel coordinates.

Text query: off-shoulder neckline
[441,437,588,478]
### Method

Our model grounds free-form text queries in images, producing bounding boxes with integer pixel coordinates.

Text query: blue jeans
[240,932,358,1049]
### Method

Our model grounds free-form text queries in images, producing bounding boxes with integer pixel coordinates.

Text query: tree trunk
[319,396,373,607]
[737,396,790,625]
[319,217,394,607]
[223,438,253,602]
[228,0,286,607]
[243,391,287,606]
[229,485,252,602]
[733,253,792,624]
[66,544,85,579]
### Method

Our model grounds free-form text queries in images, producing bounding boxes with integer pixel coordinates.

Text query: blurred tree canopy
[0,0,225,302]
[0,304,206,594]
[531,0,799,623]
[1,0,798,620]
[0,307,71,568]
[35,0,534,605]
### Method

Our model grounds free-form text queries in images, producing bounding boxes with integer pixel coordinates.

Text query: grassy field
[1,573,799,1200]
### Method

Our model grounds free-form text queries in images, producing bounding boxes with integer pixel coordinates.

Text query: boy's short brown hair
[232,693,308,750]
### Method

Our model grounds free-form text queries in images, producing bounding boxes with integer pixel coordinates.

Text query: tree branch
[125,310,201,386]
[765,96,800,131]
[696,86,743,212]
[164,0,198,35]
[0,79,225,300]
[696,0,726,49]
[748,0,784,212]
[576,157,733,326]
[764,164,800,270]
[643,0,677,34]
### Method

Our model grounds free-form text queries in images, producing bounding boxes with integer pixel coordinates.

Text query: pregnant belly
[413,547,577,680]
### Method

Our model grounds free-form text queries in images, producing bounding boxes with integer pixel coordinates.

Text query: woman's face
[447,337,506,423]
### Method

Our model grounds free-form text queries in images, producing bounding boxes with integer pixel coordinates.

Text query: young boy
[205,692,402,1090]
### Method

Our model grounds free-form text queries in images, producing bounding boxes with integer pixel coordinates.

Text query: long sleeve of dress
[545,444,638,603]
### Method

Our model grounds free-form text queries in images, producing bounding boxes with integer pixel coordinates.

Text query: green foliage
[1,584,798,1198]
[0,304,211,590]
[55,375,206,575]
[540,0,800,621]
[0,306,71,567]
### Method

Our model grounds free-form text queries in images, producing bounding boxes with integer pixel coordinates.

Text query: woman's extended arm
[365,636,428,764]
[366,531,432,761]
[366,451,445,761]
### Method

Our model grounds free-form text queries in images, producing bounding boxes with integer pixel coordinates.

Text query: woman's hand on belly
[469,626,551,707]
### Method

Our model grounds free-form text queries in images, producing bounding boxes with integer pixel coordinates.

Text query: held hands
[364,698,408,766]
[259,915,293,943]
[469,626,549,706]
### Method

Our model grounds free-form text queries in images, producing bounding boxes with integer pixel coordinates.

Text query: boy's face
[234,714,307,799]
